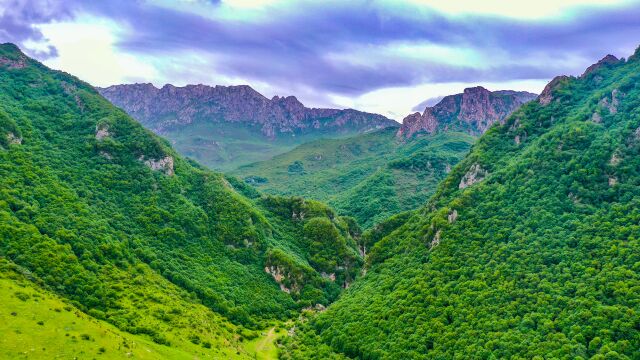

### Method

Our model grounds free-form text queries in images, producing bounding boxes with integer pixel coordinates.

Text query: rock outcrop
[6,132,22,145]
[95,124,110,140]
[0,44,28,69]
[538,76,572,106]
[98,83,397,138]
[459,163,487,189]
[581,54,620,77]
[140,155,175,176]
[397,87,537,138]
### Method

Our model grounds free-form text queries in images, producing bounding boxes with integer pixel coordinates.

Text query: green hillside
[233,128,475,228]
[0,259,250,359]
[162,120,383,172]
[0,43,360,358]
[281,51,640,358]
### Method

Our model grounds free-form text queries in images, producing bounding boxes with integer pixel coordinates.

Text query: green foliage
[157,112,391,171]
[234,128,475,228]
[0,44,360,357]
[283,54,640,358]
[288,160,305,174]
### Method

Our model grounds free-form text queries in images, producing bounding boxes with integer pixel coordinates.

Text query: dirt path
[255,327,276,355]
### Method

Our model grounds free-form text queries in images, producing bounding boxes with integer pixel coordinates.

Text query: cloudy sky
[1,0,640,119]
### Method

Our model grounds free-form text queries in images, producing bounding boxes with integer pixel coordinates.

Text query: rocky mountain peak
[0,43,30,69]
[538,75,572,105]
[397,87,537,138]
[98,83,397,138]
[581,54,620,77]
[463,86,490,95]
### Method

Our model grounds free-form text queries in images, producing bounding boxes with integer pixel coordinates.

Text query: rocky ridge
[98,83,398,138]
[397,86,537,138]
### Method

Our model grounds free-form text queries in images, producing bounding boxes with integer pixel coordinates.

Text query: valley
[1,2,639,358]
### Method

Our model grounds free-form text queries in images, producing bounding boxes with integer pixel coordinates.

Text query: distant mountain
[235,86,535,228]
[97,83,398,170]
[397,86,537,138]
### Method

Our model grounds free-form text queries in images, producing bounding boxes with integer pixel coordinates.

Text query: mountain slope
[397,86,537,138]
[282,51,640,359]
[234,87,532,229]
[97,83,398,170]
[233,128,474,228]
[0,43,361,357]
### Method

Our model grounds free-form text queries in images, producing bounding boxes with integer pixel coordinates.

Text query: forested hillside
[0,43,361,358]
[234,128,474,228]
[282,50,640,358]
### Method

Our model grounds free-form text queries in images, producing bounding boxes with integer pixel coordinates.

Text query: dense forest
[0,43,361,358]
[281,48,640,358]
[234,129,475,228]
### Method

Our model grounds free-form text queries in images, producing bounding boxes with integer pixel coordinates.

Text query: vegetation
[0,43,359,357]
[282,49,640,358]
[157,112,395,172]
[0,259,251,359]
[234,128,475,228]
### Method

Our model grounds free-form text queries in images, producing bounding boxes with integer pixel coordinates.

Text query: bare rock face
[396,111,437,138]
[321,272,336,281]
[598,88,625,116]
[448,209,458,224]
[97,83,397,138]
[459,163,487,189]
[6,132,22,145]
[610,152,621,166]
[397,86,536,138]
[430,230,442,250]
[592,112,602,123]
[95,124,110,140]
[538,76,571,106]
[0,44,28,69]
[141,155,174,176]
[264,265,304,294]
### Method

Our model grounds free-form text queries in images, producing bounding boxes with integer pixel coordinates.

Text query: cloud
[412,97,444,112]
[1,0,639,116]
[0,0,76,57]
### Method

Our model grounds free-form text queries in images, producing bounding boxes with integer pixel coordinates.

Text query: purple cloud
[1,0,640,97]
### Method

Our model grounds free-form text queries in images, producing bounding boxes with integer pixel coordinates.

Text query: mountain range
[98,83,397,170]
[234,86,537,228]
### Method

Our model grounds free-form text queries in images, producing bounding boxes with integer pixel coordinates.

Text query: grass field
[0,261,286,359]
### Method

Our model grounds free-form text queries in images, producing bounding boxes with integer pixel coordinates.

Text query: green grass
[233,128,475,227]
[0,258,295,359]
[244,326,288,360]
[0,261,241,359]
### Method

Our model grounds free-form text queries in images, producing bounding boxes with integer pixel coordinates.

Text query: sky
[1,0,640,120]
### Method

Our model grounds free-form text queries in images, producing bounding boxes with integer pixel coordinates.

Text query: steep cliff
[397,86,537,138]
[98,83,396,137]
